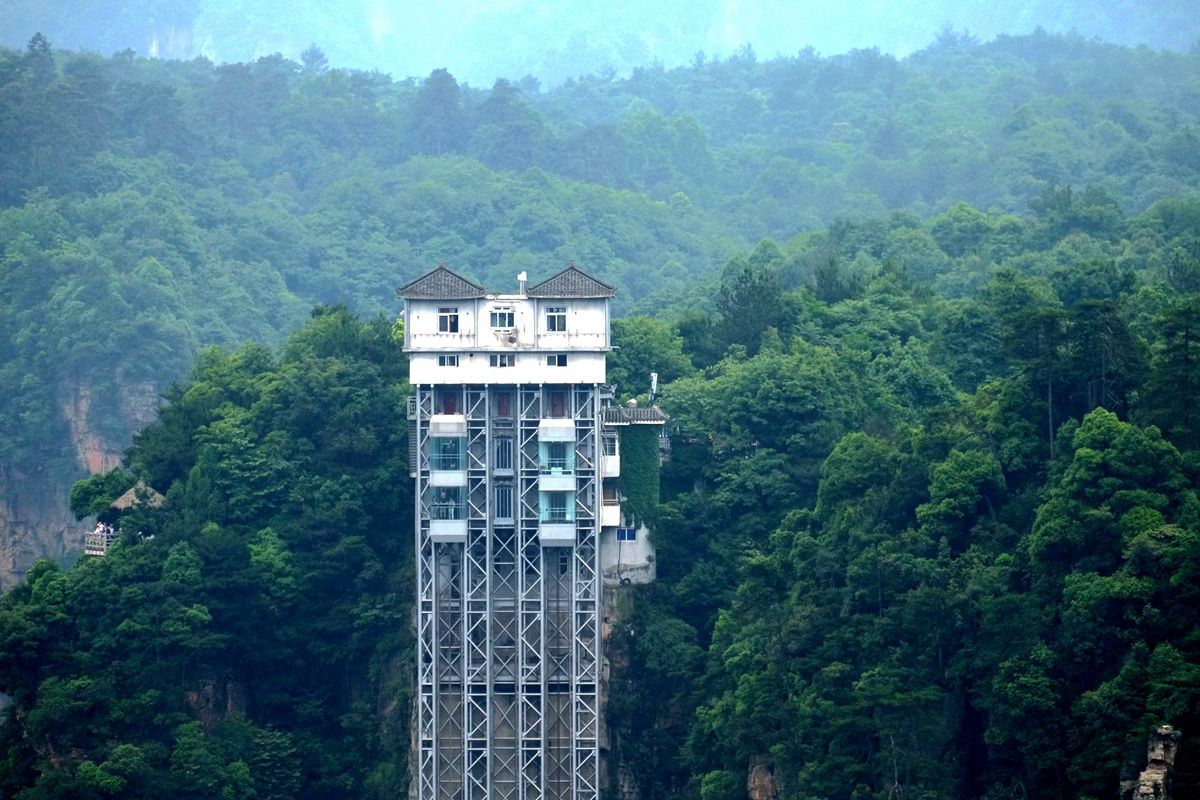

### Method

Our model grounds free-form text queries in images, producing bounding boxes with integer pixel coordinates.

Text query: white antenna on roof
[518,271,527,294]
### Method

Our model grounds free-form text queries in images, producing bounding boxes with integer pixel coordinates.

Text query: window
[546,306,566,332]
[494,484,514,521]
[438,307,459,333]
[538,490,574,523]
[539,440,575,473]
[546,354,567,367]
[616,527,637,542]
[546,492,569,522]
[490,308,514,328]
[430,437,465,470]
[438,355,458,367]
[490,354,514,368]
[494,437,513,472]
[543,441,570,473]
[602,435,618,456]
[494,392,512,416]
[431,486,464,520]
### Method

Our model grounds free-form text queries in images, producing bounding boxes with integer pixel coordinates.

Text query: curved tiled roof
[396,263,487,299]
[527,263,616,298]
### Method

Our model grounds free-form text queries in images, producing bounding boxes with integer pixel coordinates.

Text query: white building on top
[402,262,613,386]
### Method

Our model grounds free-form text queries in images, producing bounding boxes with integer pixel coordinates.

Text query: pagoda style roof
[603,406,668,425]
[397,263,487,300]
[527,263,616,298]
[110,481,165,510]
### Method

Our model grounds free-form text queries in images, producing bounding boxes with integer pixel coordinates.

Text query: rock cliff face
[747,756,779,800]
[1122,725,1182,800]
[0,464,81,589]
[59,381,124,476]
[0,378,160,589]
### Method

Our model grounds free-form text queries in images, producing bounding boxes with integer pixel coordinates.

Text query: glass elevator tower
[400,263,620,800]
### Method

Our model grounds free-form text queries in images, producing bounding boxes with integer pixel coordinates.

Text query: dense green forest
[2,29,1200,800]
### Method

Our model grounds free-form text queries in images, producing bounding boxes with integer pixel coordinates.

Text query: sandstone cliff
[0,378,160,589]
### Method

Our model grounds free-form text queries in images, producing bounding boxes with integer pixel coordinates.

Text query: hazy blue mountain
[3,0,1198,86]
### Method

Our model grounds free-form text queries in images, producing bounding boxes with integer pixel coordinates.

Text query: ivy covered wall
[618,424,661,526]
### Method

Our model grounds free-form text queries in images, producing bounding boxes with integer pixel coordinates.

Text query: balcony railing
[430,500,466,520]
[539,507,575,523]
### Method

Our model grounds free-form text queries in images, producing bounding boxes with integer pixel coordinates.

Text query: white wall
[409,350,606,384]
[599,523,655,585]
[405,297,609,352]
[405,295,610,385]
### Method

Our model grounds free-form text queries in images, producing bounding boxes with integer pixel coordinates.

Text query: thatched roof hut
[110,481,165,510]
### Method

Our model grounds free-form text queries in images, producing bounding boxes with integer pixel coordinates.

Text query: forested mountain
[1,27,1200,800]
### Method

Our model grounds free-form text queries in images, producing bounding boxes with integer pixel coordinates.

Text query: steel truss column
[518,385,544,800]
[572,385,600,800]
[434,542,465,798]
[418,381,605,800]
[416,387,437,800]
[463,387,489,800]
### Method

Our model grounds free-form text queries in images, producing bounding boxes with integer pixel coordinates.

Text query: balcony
[429,488,466,542]
[538,418,575,442]
[430,519,468,543]
[539,523,575,547]
[429,436,467,486]
[430,414,467,437]
[430,470,467,487]
[538,445,575,491]
[600,433,620,476]
[601,501,621,528]
[539,473,574,492]
[538,496,575,526]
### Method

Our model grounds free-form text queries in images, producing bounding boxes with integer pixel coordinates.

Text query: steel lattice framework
[413,382,601,800]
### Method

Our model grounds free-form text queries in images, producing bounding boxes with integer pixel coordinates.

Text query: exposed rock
[1121,725,1182,800]
[58,381,121,475]
[185,679,247,732]
[0,463,83,589]
[747,755,779,800]
[118,378,164,434]
[600,586,639,800]
[0,378,161,588]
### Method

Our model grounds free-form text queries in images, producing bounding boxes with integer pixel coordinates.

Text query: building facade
[400,263,660,800]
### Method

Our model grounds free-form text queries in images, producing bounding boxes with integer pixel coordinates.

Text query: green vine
[618,425,661,527]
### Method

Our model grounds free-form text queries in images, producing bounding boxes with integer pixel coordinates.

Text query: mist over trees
[1,27,1200,800]
[2,0,1198,86]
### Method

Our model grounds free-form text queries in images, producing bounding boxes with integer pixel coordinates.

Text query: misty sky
[3,0,1197,86]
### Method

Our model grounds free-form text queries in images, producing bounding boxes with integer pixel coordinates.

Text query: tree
[24,33,56,88]
[1139,297,1200,450]
[69,469,136,521]
[716,244,788,355]
[467,79,548,171]
[299,44,328,74]
[406,68,468,156]
[608,316,692,398]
